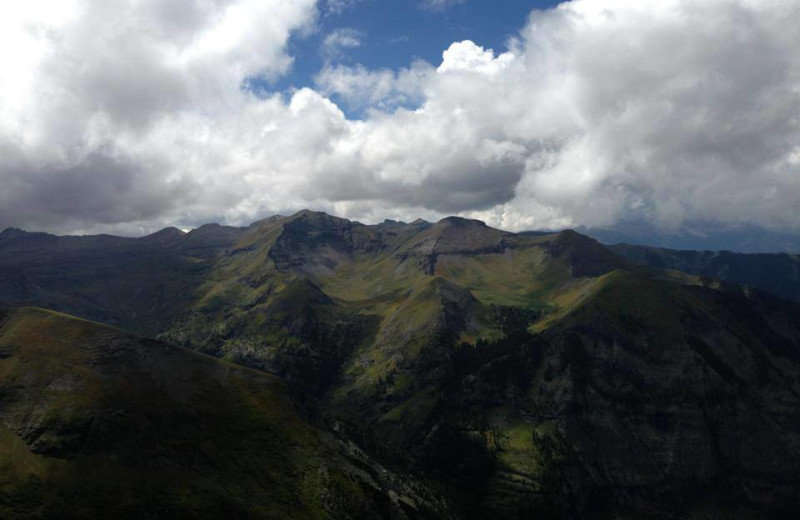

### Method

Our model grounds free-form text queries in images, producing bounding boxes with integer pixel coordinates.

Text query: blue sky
[275,0,562,106]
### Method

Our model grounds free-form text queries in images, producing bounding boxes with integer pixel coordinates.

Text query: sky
[0,0,798,239]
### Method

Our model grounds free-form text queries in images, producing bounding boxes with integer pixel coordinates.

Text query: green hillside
[0,307,449,520]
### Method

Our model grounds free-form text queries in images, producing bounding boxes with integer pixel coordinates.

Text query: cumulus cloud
[0,0,799,236]
[0,0,317,234]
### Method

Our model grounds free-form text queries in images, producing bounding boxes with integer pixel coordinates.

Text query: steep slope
[610,243,800,302]
[333,269,800,519]
[500,271,800,517]
[0,307,450,520]
[164,277,377,397]
[329,277,493,437]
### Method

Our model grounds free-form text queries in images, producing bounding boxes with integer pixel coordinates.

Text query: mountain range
[582,224,800,255]
[1,210,799,519]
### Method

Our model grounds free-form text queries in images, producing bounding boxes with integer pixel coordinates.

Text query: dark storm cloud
[0,153,193,232]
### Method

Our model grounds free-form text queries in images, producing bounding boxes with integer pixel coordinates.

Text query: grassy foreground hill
[0,307,449,519]
[2,211,800,518]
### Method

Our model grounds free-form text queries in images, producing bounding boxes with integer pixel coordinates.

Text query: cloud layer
[0,0,798,235]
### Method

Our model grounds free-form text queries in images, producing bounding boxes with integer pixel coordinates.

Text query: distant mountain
[610,243,800,303]
[2,211,800,518]
[581,223,800,254]
[0,223,248,335]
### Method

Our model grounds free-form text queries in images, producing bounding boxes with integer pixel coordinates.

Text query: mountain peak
[247,214,284,228]
[0,227,27,239]
[546,229,628,277]
[290,209,333,220]
[141,227,186,244]
[280,209,354,230]
[425,216,508,251]
[436,215,486,226]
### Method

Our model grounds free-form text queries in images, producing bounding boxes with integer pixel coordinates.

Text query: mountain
[609,243,800,303]
[0,223,247,335]
[2,211,800,518]
[161,211,800,518]
[581,223,800,254]
[0,307,449,519]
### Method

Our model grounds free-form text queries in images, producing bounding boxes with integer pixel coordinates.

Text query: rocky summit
[1,210,800,519]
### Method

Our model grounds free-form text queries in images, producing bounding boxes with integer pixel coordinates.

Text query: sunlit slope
[0,307,446,520]
[163,212,637,411]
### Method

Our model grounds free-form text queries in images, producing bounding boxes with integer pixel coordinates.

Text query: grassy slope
[0,308,444,520]
[314,238,800,517]
[168,217,633,438]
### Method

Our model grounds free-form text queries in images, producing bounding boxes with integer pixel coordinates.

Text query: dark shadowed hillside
[0,224,247,335]
[610,243,800,303]
[0,307,450,520]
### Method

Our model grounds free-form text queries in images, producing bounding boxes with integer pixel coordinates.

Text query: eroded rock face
[268,211,357,275]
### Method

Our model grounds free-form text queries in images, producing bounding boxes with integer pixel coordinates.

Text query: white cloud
[420,0,465,11]
[0,0,317,232]
[321,28,363,61]
[309,0,800,232]
[0,0,799,237]
[315,61,433,111]
[437,40,516,76]
[325,0,363,15]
